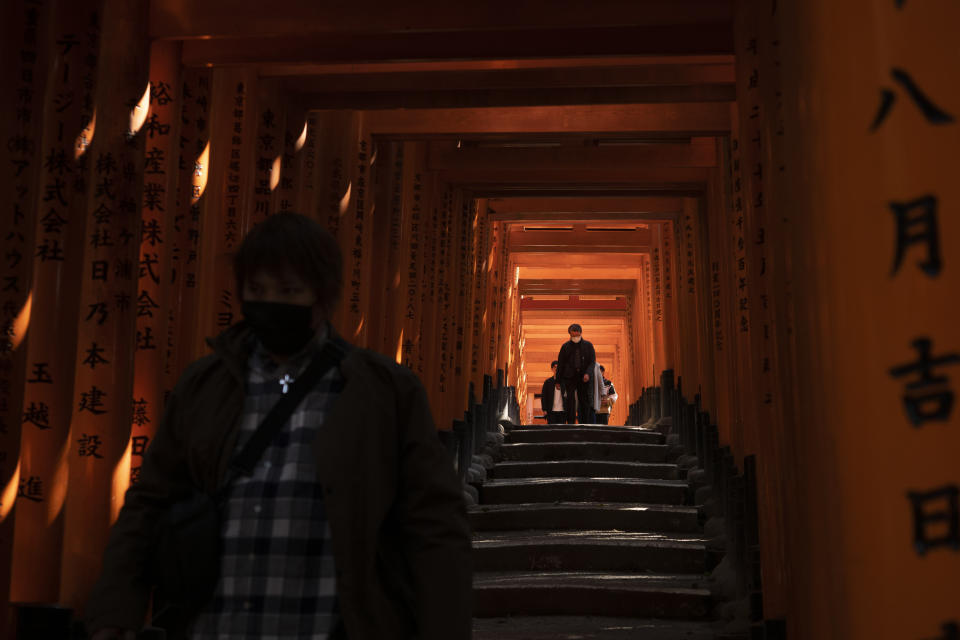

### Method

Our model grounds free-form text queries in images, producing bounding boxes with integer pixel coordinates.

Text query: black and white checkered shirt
[189,334,343,639]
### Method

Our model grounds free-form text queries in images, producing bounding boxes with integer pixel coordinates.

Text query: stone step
[474,616,718,640]
[491,460,678,480]
[473,571,711,619]
[469,502,700,533]
[480,477,687,505]
[507,427,664,445]
[500,442,669,463]
[473,530,708,574]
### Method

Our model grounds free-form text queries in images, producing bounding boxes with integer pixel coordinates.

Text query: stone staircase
[471,424,720,640]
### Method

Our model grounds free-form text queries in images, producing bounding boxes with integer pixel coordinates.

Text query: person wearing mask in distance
[556,324,597,425]
[86,213,472,640]
[540,360,566,424]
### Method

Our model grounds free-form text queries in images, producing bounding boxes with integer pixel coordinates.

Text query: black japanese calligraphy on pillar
[349,139,367,319]
[2,0,51,519]
[131,43,179,482]
[164,69,210,386]
[402,169,423,371]
[251,102,279,227]
[652,244,663,322]
[907,485,959,555]
[224,81,245,251]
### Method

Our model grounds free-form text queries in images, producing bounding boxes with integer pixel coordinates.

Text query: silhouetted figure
[540,360,566,424]
[556,323,597,424]
[86,213,471,640]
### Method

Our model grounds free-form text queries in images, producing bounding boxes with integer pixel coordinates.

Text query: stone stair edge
[469,501,698,513]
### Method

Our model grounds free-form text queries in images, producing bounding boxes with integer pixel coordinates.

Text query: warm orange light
[339,181,352,216]
[192,140,210,204]
[0,459,21,521]
[47,438,70,526]
[270,154,282,191]
[10,292,32,351]
[294,120,308,152]
[75,109,96,159]
[111,438,133,523]
[395,329,404,364]
[128,83,151,138]
[353,316,364,339]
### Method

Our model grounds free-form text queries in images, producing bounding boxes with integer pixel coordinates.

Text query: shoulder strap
[228,337,350,478]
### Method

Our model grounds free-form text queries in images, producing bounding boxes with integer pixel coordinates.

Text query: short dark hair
[568,323,582,333]
[551,360,559,368]
[599,365,605,372]
[234,212,342,317]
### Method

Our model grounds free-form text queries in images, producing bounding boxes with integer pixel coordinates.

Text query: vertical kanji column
[273,101,307,215]
[733,0,791,617]
[400,143,427,374]
[777,0,960,636]
[455,196,480,415]
[469,200,491,393]
[0,0,52,623]
[130,41,181,487]
[165,68,211,379]
[248,78,282,229]
[375,142,407,360]
[12,0,97,604]
[59,0,149,611]
[706,151,741,454]
[195,69,255,355]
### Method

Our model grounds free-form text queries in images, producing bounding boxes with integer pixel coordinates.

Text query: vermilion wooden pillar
[376,142,408,362]
[400,143,427,374]
[165,68,211,381]
[707,154,740,456]
[12,0,97,604]
[194,68,256,356]
[59,0,149,611]
[130,40,181,487]
[776,0,960,637]
[732,0,791,617]
[0,0,53,624]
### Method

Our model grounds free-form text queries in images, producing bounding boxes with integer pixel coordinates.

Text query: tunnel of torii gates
[0,0,959,638]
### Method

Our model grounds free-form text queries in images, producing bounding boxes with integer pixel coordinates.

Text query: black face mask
[242,301,316,356]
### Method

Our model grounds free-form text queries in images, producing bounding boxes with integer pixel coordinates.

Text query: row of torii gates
[0,1,958,638]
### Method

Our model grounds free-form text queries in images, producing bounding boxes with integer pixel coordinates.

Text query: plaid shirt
[189,334,343,640]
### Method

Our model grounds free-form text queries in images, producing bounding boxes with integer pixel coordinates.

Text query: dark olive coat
[86,323,472,640]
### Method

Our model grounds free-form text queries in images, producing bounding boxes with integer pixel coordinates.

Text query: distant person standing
[556,324,596,424]
[595,365,618,425]
[540,361,566,424]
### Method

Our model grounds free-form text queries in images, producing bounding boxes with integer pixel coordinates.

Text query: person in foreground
[86,213,472,640]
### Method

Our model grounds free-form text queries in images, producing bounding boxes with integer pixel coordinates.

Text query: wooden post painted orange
[706,159,740,456]
[0,0,53,622]
[376,142,408,361]
[732,0,790,615]
[399,143,427,375]
[295,112,322,223]
[11,0,96,604]
[194,68,256,357]
[129,40,181,494]
[59,0,149,611]
[774,0,960,636]
[165,68,212,382]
